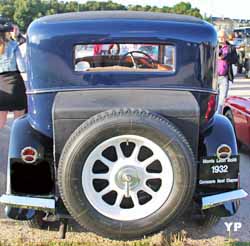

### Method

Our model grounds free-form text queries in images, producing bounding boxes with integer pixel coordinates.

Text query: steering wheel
[119,51,155,68]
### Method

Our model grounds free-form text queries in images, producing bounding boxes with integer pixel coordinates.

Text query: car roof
[26,11,217,92]
[37,11,204,24]
[29,10,216,45]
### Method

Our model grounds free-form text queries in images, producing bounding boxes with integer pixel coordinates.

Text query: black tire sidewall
[58,111,196,239]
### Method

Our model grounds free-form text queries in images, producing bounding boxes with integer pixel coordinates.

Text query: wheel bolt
[122,174,132,182]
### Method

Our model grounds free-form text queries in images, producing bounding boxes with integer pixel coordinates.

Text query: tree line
[0,0,205,31]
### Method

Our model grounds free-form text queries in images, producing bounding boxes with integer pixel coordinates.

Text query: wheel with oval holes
[58,109,196,240]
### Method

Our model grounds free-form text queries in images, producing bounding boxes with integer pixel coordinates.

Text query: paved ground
[228,73,250,98]
[0,76,249,243]
[0,116,12,217]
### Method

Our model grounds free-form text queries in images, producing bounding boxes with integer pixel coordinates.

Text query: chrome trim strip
[26,87,218,95]
[202,189,248,210]
[0,194,55,212]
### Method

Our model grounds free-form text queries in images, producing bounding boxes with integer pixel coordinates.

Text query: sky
[76,0,250,19]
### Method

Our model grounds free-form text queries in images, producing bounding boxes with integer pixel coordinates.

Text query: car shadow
[49,209,224,239]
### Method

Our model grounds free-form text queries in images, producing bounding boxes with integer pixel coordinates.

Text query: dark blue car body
[0,12,247,234]
[26,11,217,138]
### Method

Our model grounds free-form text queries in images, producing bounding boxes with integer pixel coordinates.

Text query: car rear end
[0,12,248,240]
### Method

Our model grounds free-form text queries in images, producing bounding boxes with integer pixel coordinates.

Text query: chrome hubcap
[82,135,174,221]
[116,166,141,197]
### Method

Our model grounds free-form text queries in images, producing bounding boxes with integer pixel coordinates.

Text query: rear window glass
[74,44,176,72]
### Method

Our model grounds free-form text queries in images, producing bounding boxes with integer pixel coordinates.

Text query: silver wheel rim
[82,135,173,221]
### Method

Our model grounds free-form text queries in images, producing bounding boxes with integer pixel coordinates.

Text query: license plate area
[198,155,239,190]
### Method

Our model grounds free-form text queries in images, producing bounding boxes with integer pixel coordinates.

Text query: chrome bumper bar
[0,189,247,212]
[0,194,55,212]
[202,189,248,210]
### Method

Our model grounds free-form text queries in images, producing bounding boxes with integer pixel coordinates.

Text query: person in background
[93,44,103,56]
[0,19,27,128]
[217,30,230,114]
[228,33,235,45]
[93,44,117,56]
[227,33,238,83]
[11,24,27,81]
[10,24,26,45]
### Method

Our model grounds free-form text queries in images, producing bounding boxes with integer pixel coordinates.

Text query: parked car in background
[234,38,246,74]
[223,96,250,148]
[233,28,250,76]
[0,11,247,240]
[234,27,250,38]
[244,37,250,78]
[233,38,245,48]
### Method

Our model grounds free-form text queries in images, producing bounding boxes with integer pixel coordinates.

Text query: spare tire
[58,109,196,240]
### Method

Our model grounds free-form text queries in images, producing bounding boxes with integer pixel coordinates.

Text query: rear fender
[200,113,239,217]
[5,115,53,220]
[202,113,237,156]
[7,115,53,194]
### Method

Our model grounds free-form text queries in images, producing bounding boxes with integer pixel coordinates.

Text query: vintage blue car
[0,11,247,240]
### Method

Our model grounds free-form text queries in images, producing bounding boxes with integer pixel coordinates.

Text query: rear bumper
[0,194,55,212]
[0,189,247,214]
[202,189,248,210]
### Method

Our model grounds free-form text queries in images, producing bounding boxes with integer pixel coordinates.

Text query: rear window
[74,44,176,72]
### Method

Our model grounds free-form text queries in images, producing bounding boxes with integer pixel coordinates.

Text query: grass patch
[0,241,159,246]
[226,242,250,246]
[0,231,188,246]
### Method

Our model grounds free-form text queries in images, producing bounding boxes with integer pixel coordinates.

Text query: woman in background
[0,19,27,128]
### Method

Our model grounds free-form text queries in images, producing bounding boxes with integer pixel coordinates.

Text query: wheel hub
[116,166,141,190]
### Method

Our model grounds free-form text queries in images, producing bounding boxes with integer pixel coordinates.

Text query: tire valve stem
[125,181,130,198]
[123,174,132,198]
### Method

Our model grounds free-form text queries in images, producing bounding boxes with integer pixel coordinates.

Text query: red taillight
[205,95,216,121]
[24,156,35,162]
[22,148,36,156]
[21,147,38,164]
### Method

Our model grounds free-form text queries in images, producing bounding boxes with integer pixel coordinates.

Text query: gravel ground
[0,218,229,246]
[0,118,249,245]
